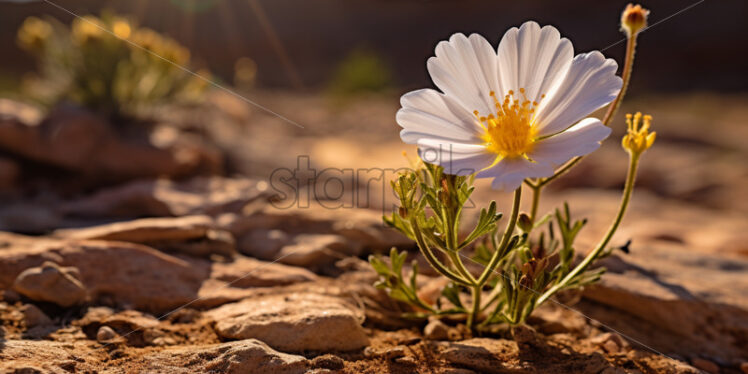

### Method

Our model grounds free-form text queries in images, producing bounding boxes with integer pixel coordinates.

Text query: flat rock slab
[0,233,316,313]
[0,232,206,313]
[0,339,309,374]
[584,245,748,362]
[54,215,235,258]
[439,338,699,374]
[206,292,369,352]
[133,339,310,374]
[224,204,411,266]
[195,256,318,308]
[0,340,99,373]
[60,176,270,218]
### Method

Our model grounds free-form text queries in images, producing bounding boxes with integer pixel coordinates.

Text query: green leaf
[441,282,465,309]
[409,260,419,291]
[368,254,390,276]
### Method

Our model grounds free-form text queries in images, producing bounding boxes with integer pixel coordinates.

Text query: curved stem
[476,187,522,286]
[409,290,438,313]
[448,252,477,285]
[602,35,638,127]
[536,153,641,306]
[442,190,477,285]
[529,184,541,223]
[411,219,472,286]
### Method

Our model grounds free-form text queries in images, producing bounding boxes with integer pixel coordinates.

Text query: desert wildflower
[622,112,656,155]
[397,21,622,190]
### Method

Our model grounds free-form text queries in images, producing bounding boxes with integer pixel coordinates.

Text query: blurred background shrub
[17,13,209,124]
[327,48,392,100]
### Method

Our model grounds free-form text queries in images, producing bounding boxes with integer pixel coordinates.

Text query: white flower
[397,21,622,190]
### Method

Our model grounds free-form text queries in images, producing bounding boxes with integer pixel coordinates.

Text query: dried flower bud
[621,4,649,37]
[532,244,545,260]
[622,112,656,156]
[440,177,449,194]
[438,177,451,206]
[398,206,408,218]
[517,213,533,232]
[519,275,534,290]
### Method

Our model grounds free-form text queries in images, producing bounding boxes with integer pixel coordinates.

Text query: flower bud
[439,177,451,207]
[621,4,649,37]
[517,213,533,232]
[622,112,656,156]
[398,206,408,218]
[519,274,533,290]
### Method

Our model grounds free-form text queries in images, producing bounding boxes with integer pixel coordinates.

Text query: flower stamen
[622,112,656,155]
[474,89,542,159]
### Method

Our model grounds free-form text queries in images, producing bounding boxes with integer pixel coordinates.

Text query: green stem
[467,284,482,329]
[448,252,477,285]
[529,184,541,223]
[442,193,477,285]
[411,219,472,286]
[536,153,641,306]
[409,289,438,313]
[602,35,638,127]
[476,187,522,286]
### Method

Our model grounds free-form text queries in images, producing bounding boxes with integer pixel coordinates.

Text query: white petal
[398,89,485,144]
[476,157,555,191]
[496,21,574,103]
[427,33,500,116]
[491,174,525,191]
[529,118,612,166]
[398,108,479,144]
[534,51,622,136]
[399,88,482,137]
[416,141,495,176]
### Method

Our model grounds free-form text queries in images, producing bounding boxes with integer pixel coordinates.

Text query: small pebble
[96,326,118,343]
[310,354,345,370]
[384,346,407,360]
[151,336,176,346]
[511,325,538,346]
[143,329,165,345]
[20,304,52,327]
[691,358,719,374]
[363,346,376,358]
[602,340,620,354]
[590,332,629,354]
[394,356,417,366]
[424,319,449,340]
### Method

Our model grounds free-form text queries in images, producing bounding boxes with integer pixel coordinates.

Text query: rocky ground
[0,92,746,373]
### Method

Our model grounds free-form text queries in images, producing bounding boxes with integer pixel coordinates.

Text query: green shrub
[17,13,209,124]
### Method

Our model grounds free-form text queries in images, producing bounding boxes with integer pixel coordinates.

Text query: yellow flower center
[474,88,542,159]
